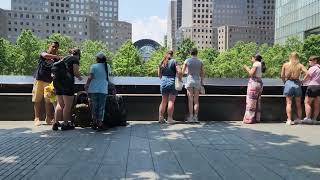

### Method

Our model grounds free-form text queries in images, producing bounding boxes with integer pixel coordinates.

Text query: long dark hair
[69,48,81,59]
[253,54,266,73]
[161,50,174,67]
[97,55,109,81]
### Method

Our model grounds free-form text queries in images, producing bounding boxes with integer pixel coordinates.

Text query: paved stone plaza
[0,121,319,180]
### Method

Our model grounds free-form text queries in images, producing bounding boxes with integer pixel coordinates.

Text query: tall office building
[167,0,183,50]
[179,0,214,49]
[0,9,8,38]
[170,0,275,51]
[213,0,275,51]
[2,0,132,52]
[275,0,320,43]
[167,0,177,50]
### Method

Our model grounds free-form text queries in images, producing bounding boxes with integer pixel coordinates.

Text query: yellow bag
[44,83,56,103]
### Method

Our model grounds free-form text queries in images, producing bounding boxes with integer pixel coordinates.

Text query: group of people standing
[158,48,204,124]
[32,42,319,128]
[32,41,111,131]
[158,49,320,125]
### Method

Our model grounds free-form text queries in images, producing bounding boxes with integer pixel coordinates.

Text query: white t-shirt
[253,61,262,78]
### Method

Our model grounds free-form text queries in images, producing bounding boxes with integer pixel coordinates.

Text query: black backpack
[52,56,73,88]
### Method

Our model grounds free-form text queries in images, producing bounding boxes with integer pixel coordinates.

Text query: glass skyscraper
[275,0,320,43]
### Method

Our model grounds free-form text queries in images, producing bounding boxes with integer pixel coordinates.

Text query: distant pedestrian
[85,52,111,130]
[243,54,266,124]
[302,56,320,124]
[281,52,307,125]
[158,50,181,124]
[52,48,82,131]
[182,48,204,123]
[32,41,62,126]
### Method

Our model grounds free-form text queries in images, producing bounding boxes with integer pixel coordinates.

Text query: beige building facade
[1,0,132,52]
[179,0,214,49]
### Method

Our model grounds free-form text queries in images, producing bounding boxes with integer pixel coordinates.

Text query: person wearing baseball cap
[85,52,111,130]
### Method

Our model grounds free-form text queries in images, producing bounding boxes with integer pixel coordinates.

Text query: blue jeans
[89,93,107,122]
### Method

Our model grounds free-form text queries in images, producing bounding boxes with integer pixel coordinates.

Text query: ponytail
[261,61,267,73]
[161,50,174,67]
[254,54,267,73]
[104,62,109,81]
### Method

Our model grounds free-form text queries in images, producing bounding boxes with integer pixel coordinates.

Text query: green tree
[303,34,320,59]
[43,33,75,56]
[80,40,112,75]
[176,39,196,62]
[260,44,286,78]
[211,42,258,78]
[283,36,305,62]
[143,47,167,77]
[198,48,219,77]
[15,30,41,75]
[112,41,143,76]
[0,38,7,75]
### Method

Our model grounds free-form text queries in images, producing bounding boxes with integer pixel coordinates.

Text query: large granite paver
[0,121,319,180]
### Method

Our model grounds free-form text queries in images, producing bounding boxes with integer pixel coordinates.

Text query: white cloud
[131,16,167,45]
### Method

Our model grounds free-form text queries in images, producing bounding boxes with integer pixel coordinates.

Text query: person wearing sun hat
[85,52,111,130]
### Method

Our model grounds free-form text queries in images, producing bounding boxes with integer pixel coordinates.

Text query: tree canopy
[1,30,319,79]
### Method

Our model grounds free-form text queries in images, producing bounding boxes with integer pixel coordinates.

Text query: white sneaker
[167,118,176,124]
[301,117,313,124]
[187,116,194,123]
[34,118,41,126]
[286,120,295,125]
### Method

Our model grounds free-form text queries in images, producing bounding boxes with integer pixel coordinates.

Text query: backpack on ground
[104,95,127,128]
[72,91,92,128]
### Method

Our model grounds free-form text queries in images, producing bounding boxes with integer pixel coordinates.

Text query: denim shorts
[185,76,201,90]
[283,80,302,97]
[160,76,178,96]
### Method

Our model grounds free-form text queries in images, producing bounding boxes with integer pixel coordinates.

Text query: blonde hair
[286,52,301,79]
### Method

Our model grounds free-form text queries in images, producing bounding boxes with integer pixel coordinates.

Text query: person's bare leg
[295,97,302,120]
[62,96,74,124]
[187,88,194,118]
[304,96,313,119]
[34,102,42,126]
[286,97,293,124]
[193,89,200,121]
[54,96,64,124]
[159,95,168,122]
[313,97,320,121]
[167,95,176,120]
[44,99,54,125]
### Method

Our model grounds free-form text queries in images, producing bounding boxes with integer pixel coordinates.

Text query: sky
[0,0,168,44]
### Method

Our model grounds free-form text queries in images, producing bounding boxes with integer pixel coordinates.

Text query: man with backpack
[32,41,62,126]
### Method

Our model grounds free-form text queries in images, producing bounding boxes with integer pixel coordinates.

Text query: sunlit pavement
[0,121,320,180]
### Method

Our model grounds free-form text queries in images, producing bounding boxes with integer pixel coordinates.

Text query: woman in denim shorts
[182,48,204,123]
[281,52,307,125]
[158,50,181,124]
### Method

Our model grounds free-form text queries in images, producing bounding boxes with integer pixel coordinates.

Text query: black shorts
[53,80,75,96]
[55,86,75,96]
[306,85,320,97]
